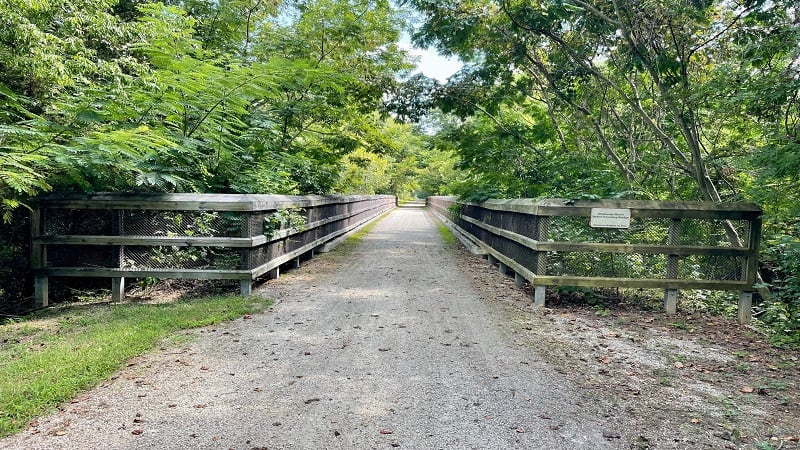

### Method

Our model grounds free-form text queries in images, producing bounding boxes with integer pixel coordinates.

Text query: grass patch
[437,223,456,245]
[0,294,271,438]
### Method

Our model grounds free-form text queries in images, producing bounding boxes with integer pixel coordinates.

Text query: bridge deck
[4,204,618,449]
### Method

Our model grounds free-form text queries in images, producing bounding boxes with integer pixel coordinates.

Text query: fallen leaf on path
[131,429,143,435]
[740,386,755,393]
[379,429,393,434]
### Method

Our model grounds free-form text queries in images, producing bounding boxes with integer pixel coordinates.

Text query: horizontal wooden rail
[428,196,762,323]
[32,193,396,307]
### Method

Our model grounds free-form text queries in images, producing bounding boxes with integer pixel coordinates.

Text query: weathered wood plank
[462,198,761,220]
[38,235,256,247]
[528,275,748,291]
[36,193,396,212]
[457,214,751,255]
[39,267,252,280]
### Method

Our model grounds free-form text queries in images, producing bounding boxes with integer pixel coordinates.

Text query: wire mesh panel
[680,254,746,281]
[679,219,750,247]
[548,252,669,279]
[121,246,242,270]
[46,244,116,268]
[121,210,244,237]
[550,216,672,245]
[44,209,113,236]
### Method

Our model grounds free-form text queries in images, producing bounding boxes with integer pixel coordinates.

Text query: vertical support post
[241,211,255,289]
[34,276,49,309]
[240,212,253,271]
[533,285,546,307]
[240,279,252,296]
[111,210,125,303]
[744,214,763,286]
[268,267,280,280]
[738,214,762,324]
[665,218,681,315]
[664,289,678,315]
[487,254,497,265]
[112,277,125,302]
[514,272,525,288]
[532,216,550,307]
[31,208,49,308]
[291,257,301,269]
[738,291,753,324]
[498,262,509,275]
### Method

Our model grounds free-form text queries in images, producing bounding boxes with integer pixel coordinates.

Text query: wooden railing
[428,196,762,323]
[32,193,396,306]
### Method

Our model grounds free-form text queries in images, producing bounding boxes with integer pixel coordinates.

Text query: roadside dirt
[456,245,800,449]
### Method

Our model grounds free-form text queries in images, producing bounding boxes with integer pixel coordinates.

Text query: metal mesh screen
[679,255,745,281]
[121,246,242,270]
[121,210,244,237]
[547,216,749,247]
[44,209,113,236]
[46,244,115,268]
[548,216,669,244]
[678,219,750,247]
[43,209,246,238]
[548,252,668,278]
[546,252,745,281]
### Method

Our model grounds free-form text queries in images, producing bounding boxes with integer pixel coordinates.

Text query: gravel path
[2,204,622,449]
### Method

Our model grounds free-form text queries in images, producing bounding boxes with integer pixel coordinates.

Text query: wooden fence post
[738,215,762,324]
[111,210,125,302]
[31,208,48,308]
[240,211,255,296]
[532,216,550,307]
[664,218,681,315]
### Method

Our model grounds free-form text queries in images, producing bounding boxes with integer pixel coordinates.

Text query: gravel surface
[1,204,624,449]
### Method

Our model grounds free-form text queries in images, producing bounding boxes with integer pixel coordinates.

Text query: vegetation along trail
[1,204,620,449]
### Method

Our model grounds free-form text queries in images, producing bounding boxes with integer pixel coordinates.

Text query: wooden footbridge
[31,193,761,322]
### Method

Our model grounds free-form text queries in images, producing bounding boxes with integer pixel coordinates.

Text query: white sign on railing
[590,208,631,229]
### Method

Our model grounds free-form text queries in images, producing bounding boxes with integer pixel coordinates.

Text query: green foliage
[263,207,307,238]
[0,0,412,208]
[758,234,800,346]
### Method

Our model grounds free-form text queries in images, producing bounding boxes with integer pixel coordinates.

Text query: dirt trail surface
[1,204,623,449]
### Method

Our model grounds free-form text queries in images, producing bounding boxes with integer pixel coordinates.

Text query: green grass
[0,295,271,438]
[437,223,456,245]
